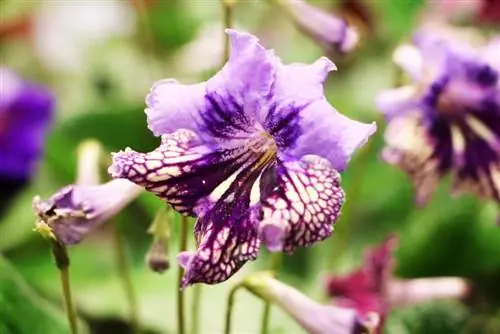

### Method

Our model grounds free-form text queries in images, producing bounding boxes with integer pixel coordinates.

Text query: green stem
[177,215,189,334]
[112,221,140,334]
[191,284,202,334]
[222,0,236,63]
[259,253,282,334]
[224,284,242,334]
[51,242,78,334]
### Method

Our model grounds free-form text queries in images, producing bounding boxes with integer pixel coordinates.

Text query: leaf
[0,255,87,334]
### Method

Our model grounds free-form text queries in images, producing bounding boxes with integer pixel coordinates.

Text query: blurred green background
[1,0,500,333]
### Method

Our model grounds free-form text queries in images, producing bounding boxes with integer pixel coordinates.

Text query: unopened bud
[146,239,169,273]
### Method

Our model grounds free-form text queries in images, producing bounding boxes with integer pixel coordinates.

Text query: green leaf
[0,256,87,334]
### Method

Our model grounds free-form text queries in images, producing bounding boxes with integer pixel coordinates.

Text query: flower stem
[222,0,236,63]
[260,253,282,334]
[112,220,140,334]
[224,284,241,334]
[177,215,189,334]
[51,242,78,334]
[191,284,202,334]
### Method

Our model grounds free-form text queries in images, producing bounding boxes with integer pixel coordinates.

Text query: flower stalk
[35,222,78,334]
[177,215,189,334]
[222,0,236,63]
[224,283,243,334]
[112,219,140,334]
[260,253,283,334]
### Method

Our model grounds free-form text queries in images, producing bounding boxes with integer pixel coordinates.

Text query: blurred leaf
[0,255,87,334]
[385,300,469,334]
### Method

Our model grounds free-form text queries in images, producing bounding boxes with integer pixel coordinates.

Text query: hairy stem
[112,221,140,333]
[177,215,189,334]
[260,253,283,334]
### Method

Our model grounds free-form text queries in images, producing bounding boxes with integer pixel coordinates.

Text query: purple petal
[392,44,424,81]
[266,57,376,171]
[145,30,274,142]
[282,0,359,53]
[376,86,419,120]
[244,273,380,334]
[0,68,54,181]
[259,155,344,253]
[33,179,142,245]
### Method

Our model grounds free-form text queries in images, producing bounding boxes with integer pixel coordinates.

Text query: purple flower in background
[0,68,53,214]
[244,272,380,334]
[0,67,54,182]
[376,30,500,206]
[109,30,376,287]
[278,0,359,54]
[326,237,471,333]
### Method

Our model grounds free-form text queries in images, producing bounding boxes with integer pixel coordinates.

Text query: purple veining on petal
[260,155,344,253]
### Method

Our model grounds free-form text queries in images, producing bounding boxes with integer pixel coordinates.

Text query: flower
[276,0,359,54]
[244,272,380,334]
[326,237,471,333]
[109,29,376,287]
[0,68,54,182]
[0,68,54,214]
[376,29,500,206]
[33,179,142,245]
[33,139,143,245]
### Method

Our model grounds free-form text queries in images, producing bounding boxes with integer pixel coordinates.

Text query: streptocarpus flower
[244,272,380,334]
[0,67,54,182]
[376,30,500,206]
[326,237,471,332]
[109,29,376,287]
[276,0,359,54]
[33,179,142,245]
[0,68,53,213]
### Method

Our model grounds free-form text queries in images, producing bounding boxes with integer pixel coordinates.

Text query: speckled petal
[265,57,376,171]
[145,30,274,142]
[259,155,344,253]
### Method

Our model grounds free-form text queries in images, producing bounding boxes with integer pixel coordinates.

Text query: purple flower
[326,237,471,333]
[277,0,359,54]
[109,29,376,287]
[244,272,380,334]
[376,30,500,206]
[0,67,54,182]
[33,179,142,245]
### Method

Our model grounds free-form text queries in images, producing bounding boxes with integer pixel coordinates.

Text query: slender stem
[177,215,189,334]
[260,253,283,334]
[191,284,202,334]
[222,0,235,63]
[51,242,78,334]
[224,284,241,334]
[112,221,140,334]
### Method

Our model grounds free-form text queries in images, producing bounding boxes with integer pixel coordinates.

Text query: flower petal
[382,115,452,206]
[145,30,274,142]
[259,155,344,253]
[376,86,419,120]
[264,57,376,171]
